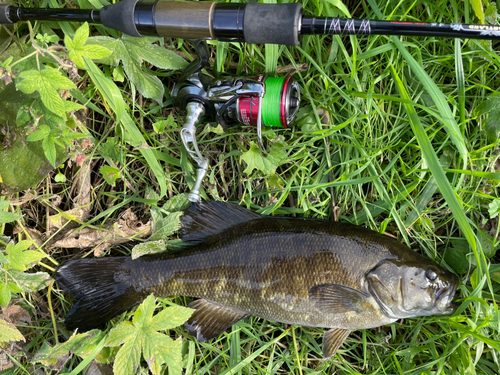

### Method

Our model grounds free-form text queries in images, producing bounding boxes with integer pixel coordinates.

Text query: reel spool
[219,75,300,130]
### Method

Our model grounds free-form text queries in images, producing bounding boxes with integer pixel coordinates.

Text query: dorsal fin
[180,201,262,244]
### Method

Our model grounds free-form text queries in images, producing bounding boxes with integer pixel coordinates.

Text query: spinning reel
[172,42,301,202]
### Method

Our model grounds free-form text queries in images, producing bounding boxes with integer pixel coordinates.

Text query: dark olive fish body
[55,201,458,358]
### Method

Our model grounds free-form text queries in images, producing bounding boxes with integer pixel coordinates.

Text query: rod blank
[1,1,500,45]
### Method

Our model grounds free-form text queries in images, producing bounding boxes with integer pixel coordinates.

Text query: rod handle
[243,3,301,46]
[100,0,141,37]
[0,4,13,24]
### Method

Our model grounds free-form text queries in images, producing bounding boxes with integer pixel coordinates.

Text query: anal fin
[185,299,250,342]
[323,328,350,359]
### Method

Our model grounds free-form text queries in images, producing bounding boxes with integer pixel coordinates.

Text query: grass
[1,0,500,374]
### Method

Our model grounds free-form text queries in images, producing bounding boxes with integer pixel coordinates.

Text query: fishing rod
[2,0,500,45]
[2,0,499,201]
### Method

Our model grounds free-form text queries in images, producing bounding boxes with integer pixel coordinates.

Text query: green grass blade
[84,58,167,198]
[390,66,478,261]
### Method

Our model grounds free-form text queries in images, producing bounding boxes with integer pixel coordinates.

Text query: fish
[54,201,459,358]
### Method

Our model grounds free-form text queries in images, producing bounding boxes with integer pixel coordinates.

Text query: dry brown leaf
[1,303,32,326]
[49,160,93,231]
[276,63,309,74]
[52,208,151,257]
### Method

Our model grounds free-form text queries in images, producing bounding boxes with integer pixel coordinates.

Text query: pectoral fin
[185,299,250,342]
[323,328,350,358]
[310,284,368,313]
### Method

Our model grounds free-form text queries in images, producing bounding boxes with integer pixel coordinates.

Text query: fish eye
[425,268,438,282]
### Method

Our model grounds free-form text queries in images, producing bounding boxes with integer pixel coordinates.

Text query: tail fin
[55,257,143,332]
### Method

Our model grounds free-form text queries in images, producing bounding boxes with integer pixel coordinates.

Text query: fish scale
[132,218,401,329]
[55,200,458,358]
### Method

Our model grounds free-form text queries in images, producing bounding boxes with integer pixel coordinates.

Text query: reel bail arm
[180,101,208,203]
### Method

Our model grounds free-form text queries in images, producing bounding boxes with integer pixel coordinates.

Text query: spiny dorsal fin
[323,328,350,358]
[184,299,250,342]
[180,201,262,244]
[309,284,368,313]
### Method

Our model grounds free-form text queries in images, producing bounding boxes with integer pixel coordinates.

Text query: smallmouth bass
[55,201,459,358]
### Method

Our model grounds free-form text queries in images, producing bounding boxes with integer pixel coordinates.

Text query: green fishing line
[262,77,284,127]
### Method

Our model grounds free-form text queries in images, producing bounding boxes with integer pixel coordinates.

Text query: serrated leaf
[0,201,23,224]
[16,68,75,117]
[240,142,287,175]
[150,306,194,331]
[485,2,498,24]
[150,212,183,241]
[34,330,106,366]
[86,36,187,103]
[42,136,57,168]
[105,295,192,375]
[5,240,45,271]
[26,129,49,142]
[3,269,51,292]
[131,240,167,260]
[0,319,24,343]
[162,194,190,213]
[72,22,89,49]
[65,23,111,68]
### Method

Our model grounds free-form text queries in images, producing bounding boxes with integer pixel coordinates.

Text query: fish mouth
[435,279,459,314]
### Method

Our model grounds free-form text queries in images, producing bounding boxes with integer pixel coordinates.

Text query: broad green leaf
[33,330,107,365]
[86,36,187,103]
[42,136,57,168]
[100,165,122,186]
[0,251,9,264]
[474,108,500,142]
[72,22,89,49]
[16,68,75,118]
[149,212,183,241]
[0,319,24,343]
[444,239,471,274]
[0,201,23,224]
[64,101,85,112]
[488,199,500,219]
[3,269,51,293]
[0,283,11,306]
[240,141,287,175]
[26,128,49,142]
[162,193,190,213]
[153,115,176,134]
[131,240,167,260]
[474,96,500,143]
[485,2,497,24]
[5,240,46,271]
[150,306,194,331]
[66,23,111,68]
[105,295,193,375]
